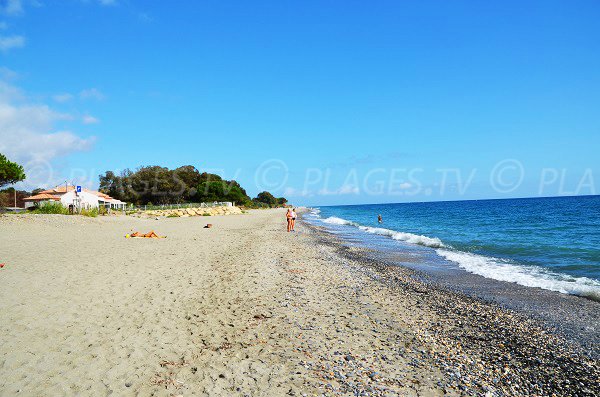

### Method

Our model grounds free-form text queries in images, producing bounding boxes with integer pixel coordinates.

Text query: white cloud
[0,80,23,101]
[1,0,23,16]
[0,81,96,188]
[0,103,95,163]
[82,114,99,124]
[318,184,360,196]
[80,88,105,100]
[283,187,313,197]
[52,93,74,103]
[0,66,18,80]
[284,184,360,197]
[339,184,360,194]
[138,12,152,23]
[0,34,25,51]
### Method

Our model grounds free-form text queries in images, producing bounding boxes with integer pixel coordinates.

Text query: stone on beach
[139,205,243,218]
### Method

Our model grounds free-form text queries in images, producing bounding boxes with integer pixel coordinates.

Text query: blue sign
[76,186,82,193]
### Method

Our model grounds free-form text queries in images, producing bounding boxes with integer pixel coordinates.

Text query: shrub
[81,207,99,217]
[32,202,68,215]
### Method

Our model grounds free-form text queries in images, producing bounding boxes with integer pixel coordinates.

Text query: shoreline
[306,197,600,304]
[304,209,600,358]
[1,210,598,396]
[302,212,600,395]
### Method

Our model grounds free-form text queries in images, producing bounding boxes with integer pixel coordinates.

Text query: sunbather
[127,230,165,238]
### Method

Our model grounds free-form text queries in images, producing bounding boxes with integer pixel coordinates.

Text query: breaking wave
[357,226,446,248]
[436,249,600,301]
[312,212,600,300]
[320,217,444,248]
[322,216,359,226]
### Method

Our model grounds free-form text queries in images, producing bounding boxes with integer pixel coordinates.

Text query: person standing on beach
[286,208,293,232]
[291,208,297,231]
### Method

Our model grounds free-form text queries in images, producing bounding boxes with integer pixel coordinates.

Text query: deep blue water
[305,195,600,300]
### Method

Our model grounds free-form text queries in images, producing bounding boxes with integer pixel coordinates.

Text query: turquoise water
[306,195,600,300]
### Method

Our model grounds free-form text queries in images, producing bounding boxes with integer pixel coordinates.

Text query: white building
[23,185,126,211]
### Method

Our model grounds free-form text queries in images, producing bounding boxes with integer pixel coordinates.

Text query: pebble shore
[304,220,600,396]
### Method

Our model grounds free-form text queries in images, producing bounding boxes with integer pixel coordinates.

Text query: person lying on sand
[126,230,166,238]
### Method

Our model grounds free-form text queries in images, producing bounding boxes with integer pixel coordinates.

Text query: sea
[304,195,600,302]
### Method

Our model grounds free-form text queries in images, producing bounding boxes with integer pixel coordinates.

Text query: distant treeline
[99,165,287,207]
[0,188,31,208]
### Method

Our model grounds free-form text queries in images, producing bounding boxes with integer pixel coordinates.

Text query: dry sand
[0,210,597,396]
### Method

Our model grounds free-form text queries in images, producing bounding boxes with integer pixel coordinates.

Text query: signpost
[74,186,82,213]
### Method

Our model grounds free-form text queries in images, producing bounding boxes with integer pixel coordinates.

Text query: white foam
[358,226,446,248]
[436,249,600,301]
[321,216,359,226]
[310,211,600,300]
[319,217,445,248]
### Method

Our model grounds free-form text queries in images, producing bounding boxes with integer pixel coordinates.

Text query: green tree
[223,183,251,204]
[195,180,252,204]
[131,166,178,204]
[196,180,226,202]
[255,191,278,207]
[0,154,26,188]
[174,165,202,200]
[99,165,253,205]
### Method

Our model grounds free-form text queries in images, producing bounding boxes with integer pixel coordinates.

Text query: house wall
[24,199,57,209]
[59,191,101,209]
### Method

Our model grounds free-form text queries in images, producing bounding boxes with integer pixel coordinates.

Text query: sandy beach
[0,210,598,396]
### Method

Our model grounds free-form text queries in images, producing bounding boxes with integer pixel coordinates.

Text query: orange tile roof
[31,185,119,201]
[23,193,61,201]
[40,185,76,194]
[84,189,113,200]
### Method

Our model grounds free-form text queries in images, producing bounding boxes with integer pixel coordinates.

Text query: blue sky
[0,0,599,205]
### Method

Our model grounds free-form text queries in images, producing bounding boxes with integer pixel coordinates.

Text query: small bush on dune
[81,207,99,217]
[32,202,69,215]
[30,203,105,217]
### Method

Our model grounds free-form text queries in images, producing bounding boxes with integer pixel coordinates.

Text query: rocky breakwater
[141,205,243,218]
